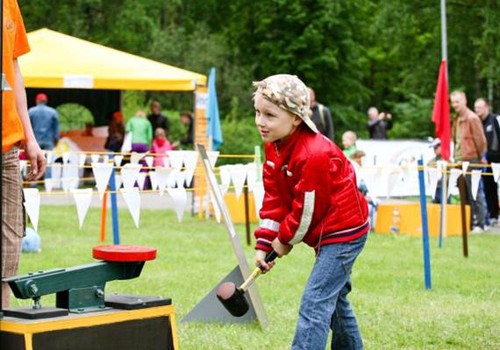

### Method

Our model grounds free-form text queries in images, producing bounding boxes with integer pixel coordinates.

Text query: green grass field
[11,206,500,349]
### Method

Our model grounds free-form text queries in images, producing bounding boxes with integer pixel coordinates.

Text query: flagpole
[440,0,448,68]
[440,0,448,247]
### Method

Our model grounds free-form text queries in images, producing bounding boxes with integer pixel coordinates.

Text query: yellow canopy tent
[19,28,206,91]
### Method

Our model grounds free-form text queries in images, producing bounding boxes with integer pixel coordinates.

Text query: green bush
[218,117,262,165]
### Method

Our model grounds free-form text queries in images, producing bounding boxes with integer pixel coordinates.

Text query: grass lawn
[11,205,500,349]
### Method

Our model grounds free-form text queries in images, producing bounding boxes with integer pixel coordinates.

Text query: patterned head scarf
[253,74,318,133]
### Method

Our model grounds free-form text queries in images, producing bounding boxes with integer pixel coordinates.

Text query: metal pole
[440,0,448,63]
[417,158,432,290]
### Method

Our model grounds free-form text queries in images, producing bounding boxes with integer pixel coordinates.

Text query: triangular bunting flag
[230,164,247,200]
[176,170,187,188]
[114,155,123,167]
[167,168,179,189]
[90,154,100,164]
[23,188,40,232]
[471,170,481,200]
[156,167,173,194]
[120,187,141,228]
[79,154,87,168]
[121,163,142,189]
[149,171,158,191]
[167,150,185,169]
[448,168,461,198]
[461,161,469,175]
[427,167,439,199]
[246,163,257,192]
[114,174,122,189]
[183,151,198,187]
[71,188,93,229]
[167,187,187,222]
[219,165,231,187]
[207,151,219,168]
[91,162,114,200]
[137,172,147,190]
[144,156,154,169]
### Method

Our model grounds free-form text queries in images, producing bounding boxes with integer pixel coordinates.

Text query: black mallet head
[216,250,278,317]
[216,282,249,317]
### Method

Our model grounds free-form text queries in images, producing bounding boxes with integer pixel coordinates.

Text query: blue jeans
[292,234,367,350]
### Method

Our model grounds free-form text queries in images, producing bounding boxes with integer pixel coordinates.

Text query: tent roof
[19,28,206,91]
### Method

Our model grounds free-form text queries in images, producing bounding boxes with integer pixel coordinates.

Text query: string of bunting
[20,149,500,234]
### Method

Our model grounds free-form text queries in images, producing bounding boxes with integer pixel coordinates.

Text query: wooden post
[457,174,468,258]
[243,179,251,246]
[193,86,209,218]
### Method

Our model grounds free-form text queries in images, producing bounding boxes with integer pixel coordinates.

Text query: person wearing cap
[253,74,369,349]
[28,92,60,151]
[2,0,45,308]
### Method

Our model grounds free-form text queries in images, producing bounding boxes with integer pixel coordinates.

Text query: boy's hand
[272,238,293,257]
[255,250,275,273]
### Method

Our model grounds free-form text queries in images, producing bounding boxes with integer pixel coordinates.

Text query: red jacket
[255,125,369,252]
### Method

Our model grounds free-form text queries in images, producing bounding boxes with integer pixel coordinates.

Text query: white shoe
[471,226,484,234]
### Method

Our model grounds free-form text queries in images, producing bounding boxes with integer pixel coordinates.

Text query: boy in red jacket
[253,74,369,349]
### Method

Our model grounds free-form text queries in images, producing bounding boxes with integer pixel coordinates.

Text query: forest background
[19,0,500,155]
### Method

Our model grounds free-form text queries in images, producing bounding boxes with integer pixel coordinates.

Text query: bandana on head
[253,74,318,133]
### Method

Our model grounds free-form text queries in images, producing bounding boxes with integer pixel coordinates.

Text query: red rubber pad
[93,245,157,262]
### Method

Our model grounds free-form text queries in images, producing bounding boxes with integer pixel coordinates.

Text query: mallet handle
[239,250,278,292]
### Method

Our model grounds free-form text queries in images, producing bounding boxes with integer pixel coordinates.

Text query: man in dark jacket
[367,106,392,139]
[474,97,500,226]
[147,100,169,133]
[307,88,334,142]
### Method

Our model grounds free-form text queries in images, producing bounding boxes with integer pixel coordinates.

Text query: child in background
[342,130,358,159]
[351,150,379,232]
[151,127,174,167]
[253,74,369,349]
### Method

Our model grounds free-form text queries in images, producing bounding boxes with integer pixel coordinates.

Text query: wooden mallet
[216,250,278,317]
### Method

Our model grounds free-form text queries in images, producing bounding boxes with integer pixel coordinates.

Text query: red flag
[431,60,451,160]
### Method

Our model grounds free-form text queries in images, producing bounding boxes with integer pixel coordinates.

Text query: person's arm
[471,117,487,160]
[384,114,393,131]
[13,59,45,180]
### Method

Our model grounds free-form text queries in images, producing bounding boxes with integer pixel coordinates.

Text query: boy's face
[254,93,301,143]
[342,134,353,148]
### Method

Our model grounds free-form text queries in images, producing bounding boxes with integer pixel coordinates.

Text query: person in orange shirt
[2,0,45,308]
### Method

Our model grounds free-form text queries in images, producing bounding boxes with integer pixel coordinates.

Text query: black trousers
[483,165,499,220]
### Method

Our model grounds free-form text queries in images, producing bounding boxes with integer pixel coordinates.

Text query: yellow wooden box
[223,192,258,224]
[374,202,471,237]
